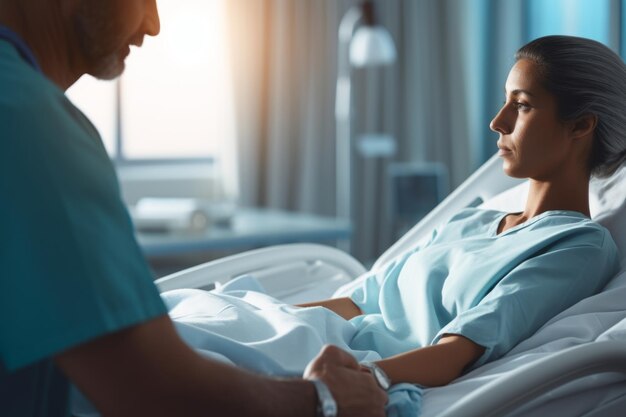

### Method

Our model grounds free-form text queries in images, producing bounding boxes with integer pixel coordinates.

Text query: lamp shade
[349,26,397,67]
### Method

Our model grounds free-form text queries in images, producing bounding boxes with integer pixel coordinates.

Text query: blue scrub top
[0,38,167,415]
[347,208,619,368]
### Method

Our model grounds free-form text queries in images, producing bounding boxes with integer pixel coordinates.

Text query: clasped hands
[304,345,388,417]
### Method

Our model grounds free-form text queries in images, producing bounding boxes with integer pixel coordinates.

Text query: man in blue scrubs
[0,1,387,416]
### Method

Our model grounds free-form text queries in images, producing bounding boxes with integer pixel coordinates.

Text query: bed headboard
[372,153,523,270]
[372,154,626,271]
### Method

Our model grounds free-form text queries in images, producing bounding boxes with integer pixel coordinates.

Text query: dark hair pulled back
[516,35,626,178]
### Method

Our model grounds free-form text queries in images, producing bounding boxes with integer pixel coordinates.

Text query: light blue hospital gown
[117,207,619,417]
[345,208,619,368]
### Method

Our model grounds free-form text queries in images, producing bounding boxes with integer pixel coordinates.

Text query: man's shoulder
[0,43,65,117]
[0,44,100,151]
[0,69,62,115]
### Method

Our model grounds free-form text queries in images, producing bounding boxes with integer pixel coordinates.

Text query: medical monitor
[388,162,449,239]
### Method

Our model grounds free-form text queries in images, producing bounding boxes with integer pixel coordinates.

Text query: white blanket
[164,275,423,416]
[72,275,423,417]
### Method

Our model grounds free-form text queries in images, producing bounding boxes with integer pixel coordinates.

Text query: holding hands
[304,345,388,417]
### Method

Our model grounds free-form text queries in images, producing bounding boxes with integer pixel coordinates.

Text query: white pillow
[590,164,626,259]
[479,181,528,213]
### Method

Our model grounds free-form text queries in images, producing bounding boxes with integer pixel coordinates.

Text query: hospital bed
[155,153,626,416]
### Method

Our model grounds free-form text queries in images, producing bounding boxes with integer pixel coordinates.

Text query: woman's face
[490,59,572,180]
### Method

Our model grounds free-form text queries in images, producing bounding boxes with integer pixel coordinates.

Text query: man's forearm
[57,315,388,417]
[56,315,318,417]
[185,360,317,417]
[261,378,317,417]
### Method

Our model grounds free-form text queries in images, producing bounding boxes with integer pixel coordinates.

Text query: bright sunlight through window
[66,0,236,161]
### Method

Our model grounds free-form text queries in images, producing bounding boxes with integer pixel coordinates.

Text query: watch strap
[311,378,337,417]
[361,361,391,390]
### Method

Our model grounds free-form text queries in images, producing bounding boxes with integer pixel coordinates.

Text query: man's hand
[304,345,388,417]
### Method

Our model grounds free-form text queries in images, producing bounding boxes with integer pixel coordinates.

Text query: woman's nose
[489,106,511,135]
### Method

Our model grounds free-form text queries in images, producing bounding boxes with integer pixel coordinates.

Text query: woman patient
[300,34,626,387]
[167,35,624,391]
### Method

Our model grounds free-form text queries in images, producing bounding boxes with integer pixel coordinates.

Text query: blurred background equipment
[131,198,233,234]
[335,0,397,251]
[387,162,449,240]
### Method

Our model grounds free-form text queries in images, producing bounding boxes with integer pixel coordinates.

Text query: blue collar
[0,24,41,73]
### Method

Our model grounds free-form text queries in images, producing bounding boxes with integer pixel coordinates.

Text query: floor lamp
[335,0,397,251]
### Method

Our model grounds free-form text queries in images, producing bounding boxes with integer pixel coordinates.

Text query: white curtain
[225,0,525,262]
[226,0,341,215]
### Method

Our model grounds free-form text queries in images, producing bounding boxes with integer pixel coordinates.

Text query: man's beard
[73,1,126,80]
[89,52,125,80]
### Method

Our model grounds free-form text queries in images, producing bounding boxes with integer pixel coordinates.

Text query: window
[527,0,613,46]
[66,0,236,162]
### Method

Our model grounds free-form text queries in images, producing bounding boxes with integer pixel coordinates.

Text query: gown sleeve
[433,234,619,368]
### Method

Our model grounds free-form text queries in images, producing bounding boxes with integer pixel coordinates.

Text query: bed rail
[155,243,367,293]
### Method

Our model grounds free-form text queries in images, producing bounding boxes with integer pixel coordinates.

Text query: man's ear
[569,114,597,140]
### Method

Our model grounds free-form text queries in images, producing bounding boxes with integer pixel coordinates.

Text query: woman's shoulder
[520,211,619,272]
[526,210,615,249]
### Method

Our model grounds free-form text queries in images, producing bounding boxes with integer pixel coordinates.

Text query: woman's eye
[514,101,531,111]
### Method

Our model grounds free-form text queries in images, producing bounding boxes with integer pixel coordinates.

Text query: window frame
[105,80,217,167]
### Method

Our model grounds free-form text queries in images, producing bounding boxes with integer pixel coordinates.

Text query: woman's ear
[570,114,598,140]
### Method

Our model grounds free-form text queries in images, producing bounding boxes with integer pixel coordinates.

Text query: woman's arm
[374,335,485,387]
[297,297,364,320]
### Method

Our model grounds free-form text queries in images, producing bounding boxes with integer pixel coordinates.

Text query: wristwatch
[361,361,391,390]
[311,378,337,417]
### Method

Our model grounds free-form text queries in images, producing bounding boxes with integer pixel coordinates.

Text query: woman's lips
[497,141,512,156]
[498,146,511,156]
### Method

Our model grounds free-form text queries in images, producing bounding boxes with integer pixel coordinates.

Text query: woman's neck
[497,169,590,235]
[521,169,591,221]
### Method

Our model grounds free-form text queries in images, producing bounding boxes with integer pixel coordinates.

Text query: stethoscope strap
[0,24,41,73]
